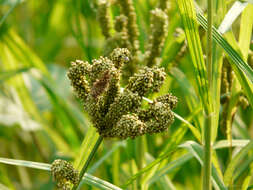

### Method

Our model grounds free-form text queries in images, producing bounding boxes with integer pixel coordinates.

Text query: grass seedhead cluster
[68,48,177,139]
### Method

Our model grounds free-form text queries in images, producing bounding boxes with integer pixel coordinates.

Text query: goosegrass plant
[0,0,253,190]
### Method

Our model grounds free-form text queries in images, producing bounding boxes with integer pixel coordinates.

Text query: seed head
[107,114,147,139]
[114,15,128,32]
[126,66,166,96]
[67,48,178,139]
[145,101,175,134]
[110,48,131,68]
[67,60,91,101]
[145,8,168,67]
[104,89,142,129]
[97,0,111,38]
[51,159,79,189]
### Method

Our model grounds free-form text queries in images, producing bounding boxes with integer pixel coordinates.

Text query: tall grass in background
[0,0,252,190]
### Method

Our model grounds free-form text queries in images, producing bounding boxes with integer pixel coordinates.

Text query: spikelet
[117,0,139,53]
[158,0,170,10]
[67,60,91,102]
[97,0,111,39]
[145,9,168,67]
[104,89,142,129]
[126,66,166,96]
[105,114,147,139]
[51,159,79,190]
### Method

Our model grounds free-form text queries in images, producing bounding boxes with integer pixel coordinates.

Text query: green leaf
[213,140,250,149]
[0,0,21,27]
[38,78,81,150]
[224,140,253,186]
[173,112,201,142]
[218,1,248,34]
[0,67,31,82]
[74,127,101,170]
[0,157,122,190]
[239,4,253,60]
[0,29,72,154]
[88,141,126,174]
[0,157,51,171]
[176,0,210,112]
[80,174,123,190]
[147,153,194,185]
[180,141,227,190]
[169,67,203,139]
[195,5,253,107]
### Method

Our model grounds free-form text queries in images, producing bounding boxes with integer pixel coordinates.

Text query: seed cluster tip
[51,159,79,190]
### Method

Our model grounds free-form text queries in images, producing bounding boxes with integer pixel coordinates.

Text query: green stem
[72,136,103,190]
[203,0,213,189]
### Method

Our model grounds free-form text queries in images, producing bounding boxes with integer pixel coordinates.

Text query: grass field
[0,0,253,189]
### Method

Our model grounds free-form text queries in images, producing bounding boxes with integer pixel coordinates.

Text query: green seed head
[51,159,79,189]
[67,60,91,102]
[155,93,178,109]
[97,0,111,38]
[126,66,166,96]
[110,48,131,69]
[114,15,128,32]
[104,89,142,129]
[68,48,177,139]
[109,114,147,139]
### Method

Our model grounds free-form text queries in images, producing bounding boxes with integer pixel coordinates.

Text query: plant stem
[203,114,212,190]
[72,136,103,190]
[203,0,213,189]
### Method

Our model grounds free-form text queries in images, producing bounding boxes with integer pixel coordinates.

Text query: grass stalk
[203,0,213,189]
[72,136,103,190]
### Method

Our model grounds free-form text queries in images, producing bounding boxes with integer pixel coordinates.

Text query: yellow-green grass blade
[80,174,123,190]
[38,78,81,150]
[0,157,122,190]
[224,140,253,186]
[234,156,253,181]
[10,143,31,189]
[170,67,203,136]
[242,176,251,190]
[239,4,253,60]
[195,6,253,108]
[0,165,15,190]
[180,141,227,190]
[0,0,22,27]
[74,127,101,170]
[0,67,31,82]
[176,0,210,112]
[2,29,84,152]
[2,29,49,76]
[213,140,250,149]
[0,31,73,155]
[88,141,126,174]
[218,1,248,35]
[210,0,226,141]
[147,153,194,185]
